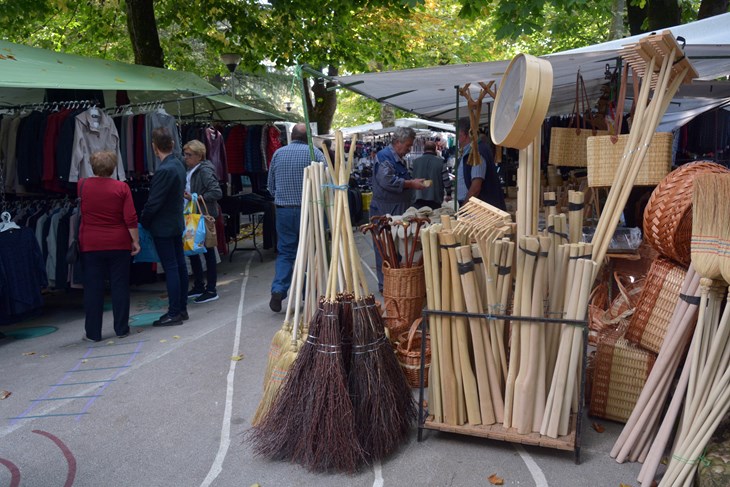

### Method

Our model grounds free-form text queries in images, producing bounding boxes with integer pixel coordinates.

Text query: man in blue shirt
[369,126,426,292]
[267,123,325,312]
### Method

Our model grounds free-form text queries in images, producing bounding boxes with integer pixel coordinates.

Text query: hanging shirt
[145,109,182,173]
[69,108,125,182]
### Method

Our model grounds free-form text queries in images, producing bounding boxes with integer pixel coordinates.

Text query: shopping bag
[183,193,207,256]
[198,196,217,248]
[134,224,160,263]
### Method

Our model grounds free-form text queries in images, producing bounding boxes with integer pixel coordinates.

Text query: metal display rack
[416,309,589,464]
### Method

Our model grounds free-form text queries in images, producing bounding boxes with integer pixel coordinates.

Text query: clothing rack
[0,99,100,113]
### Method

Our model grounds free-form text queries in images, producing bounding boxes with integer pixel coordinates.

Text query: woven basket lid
[642,161,730,266]
[491,53,553,150]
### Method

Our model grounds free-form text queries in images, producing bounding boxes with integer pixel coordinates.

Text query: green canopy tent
[0,40,281,122]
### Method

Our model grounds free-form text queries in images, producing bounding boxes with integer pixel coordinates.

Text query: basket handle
[406,317,423,352]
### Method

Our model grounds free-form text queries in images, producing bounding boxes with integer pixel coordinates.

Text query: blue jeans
[82,250,131,340]
[153,236,189,316]
[271,206,300,297]
[189,248,217,292]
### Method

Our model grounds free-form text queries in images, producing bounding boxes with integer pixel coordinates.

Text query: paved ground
[0,233,652,486]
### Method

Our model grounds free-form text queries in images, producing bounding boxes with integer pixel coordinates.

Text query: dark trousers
[82,250,131,340]
[414,198,442,210]
[153,236,189,316]
[189,248,217,292]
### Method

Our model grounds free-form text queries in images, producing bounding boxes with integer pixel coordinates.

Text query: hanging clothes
[0,226,48,325]
[69,108,125,182]
[144,108,182,173]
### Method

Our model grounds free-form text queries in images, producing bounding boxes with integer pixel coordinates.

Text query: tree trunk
[125,0,165,67]
[698,0,729,19]
[609,0,625,40]
[305,65,338,135]
[647,0,681,31]
[627,1,647,35]
[381,104,396,127]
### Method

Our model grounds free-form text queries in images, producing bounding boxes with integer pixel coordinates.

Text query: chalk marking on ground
[372,460,384,487]
[514,444,549,487]
[200,253,253,487]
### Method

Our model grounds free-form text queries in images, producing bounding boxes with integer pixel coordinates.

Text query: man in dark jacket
[456,119,506,210]
[412,140,452,209]
[140,127,188,326]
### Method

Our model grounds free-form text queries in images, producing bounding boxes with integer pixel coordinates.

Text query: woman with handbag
[79,151,140,342]
[183,140,223,304]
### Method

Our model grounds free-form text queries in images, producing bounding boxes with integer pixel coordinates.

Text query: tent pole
[454,85,461,212]
[297,65,316,161]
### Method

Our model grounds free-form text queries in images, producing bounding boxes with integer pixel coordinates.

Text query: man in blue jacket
[140,127,188,326]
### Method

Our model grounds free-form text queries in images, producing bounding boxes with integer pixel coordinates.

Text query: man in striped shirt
[267,123,325,312]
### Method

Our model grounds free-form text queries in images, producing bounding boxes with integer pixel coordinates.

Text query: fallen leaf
[0,391,11,400]
[592,422,605,433]
[160,339,168,343]
[173,335,181,339]
[23,352,36,356]
[488,473,504,485]
[231,355,244,361]
[82,359,88,363]
[619,483,633,487]
[106,340,114,344]
[40,354,49,358]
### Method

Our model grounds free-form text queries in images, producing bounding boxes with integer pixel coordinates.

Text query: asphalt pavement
[0,232,650,486]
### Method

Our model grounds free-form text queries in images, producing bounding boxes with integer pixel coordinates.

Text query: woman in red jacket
[79,151,140,342]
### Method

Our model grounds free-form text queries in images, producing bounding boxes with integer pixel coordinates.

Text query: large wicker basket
[549,126,608,167]
[624,256,687,354]
[383,263,426,339]
[587,132,673,187]
[589,330,657,423]
[396,318,431,388]
[642,161,730,266]
[588,273,644,346]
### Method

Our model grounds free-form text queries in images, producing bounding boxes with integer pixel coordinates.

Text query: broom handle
[289,172,313,340]
[438,227,461,425]
[532,236,552,431]
[456,244,496,424]
[421,227,443,422]
[445,233,482,425]
[503,235,526,428]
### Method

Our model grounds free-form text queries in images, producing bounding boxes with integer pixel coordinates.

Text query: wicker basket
[383,263,426,339]
[642,161,730,266]
[586,132,673,187]
[396,318,431,388]
[589,330,657,422]
[549,126,609,167]
[624,256,687,354]
[588,273,644,346]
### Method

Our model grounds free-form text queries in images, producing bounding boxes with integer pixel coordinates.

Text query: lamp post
[220,53,241,100]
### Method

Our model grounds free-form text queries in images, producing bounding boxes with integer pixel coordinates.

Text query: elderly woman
[79,151,140,342]
[369,126,426,292]
[183,140,223,304]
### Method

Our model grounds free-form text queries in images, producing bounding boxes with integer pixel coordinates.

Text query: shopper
[267,123,325,312]
[456,119,506,210]
[369,126,426,292]
[412,140,452,209]
[183,140,223,304]
[140,127,188,327]
[79,151,140,342]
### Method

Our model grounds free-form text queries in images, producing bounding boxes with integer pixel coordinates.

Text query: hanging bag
[198,195,218,248]
[548,71,608,167]
[183,193,207,256]
[134,223,160,263]
[587,65,672,187]
[66,179,86,265]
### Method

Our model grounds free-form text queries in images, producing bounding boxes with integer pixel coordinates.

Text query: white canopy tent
[334,14,730,129]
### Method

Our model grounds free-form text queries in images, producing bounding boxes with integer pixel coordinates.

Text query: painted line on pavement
[200,252,253,487]
[513,444,549,487]
[372,460,384,487]
[33,430,77,487]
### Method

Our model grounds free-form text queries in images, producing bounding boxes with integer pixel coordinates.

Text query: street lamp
[220,53,241,100]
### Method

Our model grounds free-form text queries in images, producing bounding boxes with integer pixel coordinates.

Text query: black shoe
[180,310,189,321]
[116,331,130,338]
[194,291,219,304]
[152,314,183,327]
[269,292,283,312]
[187,287,205,299]
[82,334,101,343]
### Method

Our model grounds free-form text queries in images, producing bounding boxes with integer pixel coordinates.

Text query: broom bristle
[262,322,292,386]
[692,175,723,280]
[716,175,730,283]
[251,341,298,426]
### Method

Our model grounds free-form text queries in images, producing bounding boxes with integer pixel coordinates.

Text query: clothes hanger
[0,211,20,232]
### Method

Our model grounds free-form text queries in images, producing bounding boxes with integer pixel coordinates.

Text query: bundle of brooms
[250,132,415,472]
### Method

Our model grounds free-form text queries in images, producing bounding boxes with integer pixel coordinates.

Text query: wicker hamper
[382,263,426,339]
[589,331,657,423]
[624,256,687,354]
[587,132,673,187]
[642,161,730,266]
